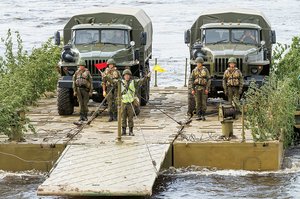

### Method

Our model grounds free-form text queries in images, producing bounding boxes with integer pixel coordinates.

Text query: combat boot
[113,113,117,121]
[108,112,113,122]
[196,111,202,121]
[129,127,134,136]
[122,127,126,136]
[78,113,84,121]
[83,113,88,121]
[196,115,202,120]
[202,113,206,121]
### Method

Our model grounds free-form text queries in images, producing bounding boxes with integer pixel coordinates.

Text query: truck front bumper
[211,75,266,89]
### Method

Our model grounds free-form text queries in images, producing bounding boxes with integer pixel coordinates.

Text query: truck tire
[57,88,74,115]
[187,75,195,116]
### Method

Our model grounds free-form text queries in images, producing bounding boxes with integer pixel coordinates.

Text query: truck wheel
[140,78,150,106]
[57,88,74,115]
[187,75,195,116]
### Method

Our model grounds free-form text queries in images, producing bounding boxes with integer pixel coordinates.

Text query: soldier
[102,58,121,122]
[191,57,211,121]
[223,57,244,104]
[73,60,93,121]
[240,30,257,44]
[120,69,151,136]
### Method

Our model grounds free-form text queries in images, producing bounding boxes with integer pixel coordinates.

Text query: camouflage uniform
[73,61,93,121]
[121,69,149,136]
[102,66,121,121]
[223,63,243,104]
[191,65,211,119]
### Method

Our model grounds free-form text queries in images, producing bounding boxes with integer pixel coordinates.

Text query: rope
[64,88,113,144]
[120,79,184,126]
[129,101,159,174]
[120,79,193,174]
[0,152,52,163]
[120,80,158,174]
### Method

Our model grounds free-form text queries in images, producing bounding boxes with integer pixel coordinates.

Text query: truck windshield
[74,29,99,45]
[101,29,129,45]
[204,29,230,44]
[74,29,129,45]
[231,29,258,45]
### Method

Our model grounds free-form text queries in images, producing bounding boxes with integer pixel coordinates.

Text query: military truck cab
[54,8,152,115]
[185,9,276,91]
[185,9,276,114]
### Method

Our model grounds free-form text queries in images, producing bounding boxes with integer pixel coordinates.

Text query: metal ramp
[37,143,170,196]
[35,87,185,197]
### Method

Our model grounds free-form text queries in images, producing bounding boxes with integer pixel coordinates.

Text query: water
[1,0,300,198]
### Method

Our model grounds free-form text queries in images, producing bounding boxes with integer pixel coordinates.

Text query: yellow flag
[153,64,166,73]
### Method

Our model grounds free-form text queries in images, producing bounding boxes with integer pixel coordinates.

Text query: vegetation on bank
[0,30,60,140]
[244,37,300,147]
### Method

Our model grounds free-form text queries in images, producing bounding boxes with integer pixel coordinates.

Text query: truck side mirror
[54,31,61,46]
[271,30,276,44]
[140,32,147,46]
[184,30,191,44]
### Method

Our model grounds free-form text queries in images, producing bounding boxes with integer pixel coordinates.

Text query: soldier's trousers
[122,103,134,128]
[107,87,118,116]
[195,89,208,115]
[227,87,240,104]
[76,87,89,114]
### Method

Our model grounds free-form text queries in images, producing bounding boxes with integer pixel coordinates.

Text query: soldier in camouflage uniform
[120,69,151,136]
[102,58,121,122]
[191,57,211,121]
[73,60,93,121]
[223,57,244,104]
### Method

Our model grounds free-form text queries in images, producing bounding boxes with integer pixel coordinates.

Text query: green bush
[245,37,300,147]
[0,29,61,140]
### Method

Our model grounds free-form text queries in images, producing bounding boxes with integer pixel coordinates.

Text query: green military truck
[54,8,152,115]
[184,9,276,114]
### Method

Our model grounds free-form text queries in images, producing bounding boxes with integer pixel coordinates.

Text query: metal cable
[0,152,52,163]
[64,88,113,145]
[129,102,159,174]
[119,80,159,175]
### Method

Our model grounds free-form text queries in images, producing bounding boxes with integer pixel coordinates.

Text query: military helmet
[122,69,132,76]
[107,58,116,65]
[78,60,86,66]
[195,57,204,64]
[228,57,237,64]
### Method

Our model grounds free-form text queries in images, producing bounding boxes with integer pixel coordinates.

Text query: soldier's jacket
[102,67,121,87]
[191,66,211,90]
[223,68,244,88]
[121,77,148,103]
[72,68,93,93]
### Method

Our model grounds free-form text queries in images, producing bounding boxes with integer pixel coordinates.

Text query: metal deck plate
[38,143,170,196]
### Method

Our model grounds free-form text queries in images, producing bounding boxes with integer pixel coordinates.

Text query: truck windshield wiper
[211,39,228,45]
[233,38,251,45]
[102,42,117,46]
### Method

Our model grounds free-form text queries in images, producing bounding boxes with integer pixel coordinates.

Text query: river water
[1,0,300,198]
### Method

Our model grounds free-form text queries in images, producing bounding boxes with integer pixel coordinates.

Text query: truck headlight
[68,69,75,76]
[251,67,258,74]
[192,49,205,59]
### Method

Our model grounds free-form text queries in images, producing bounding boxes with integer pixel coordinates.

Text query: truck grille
[85,59,107,75]
[214,57,243,73]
